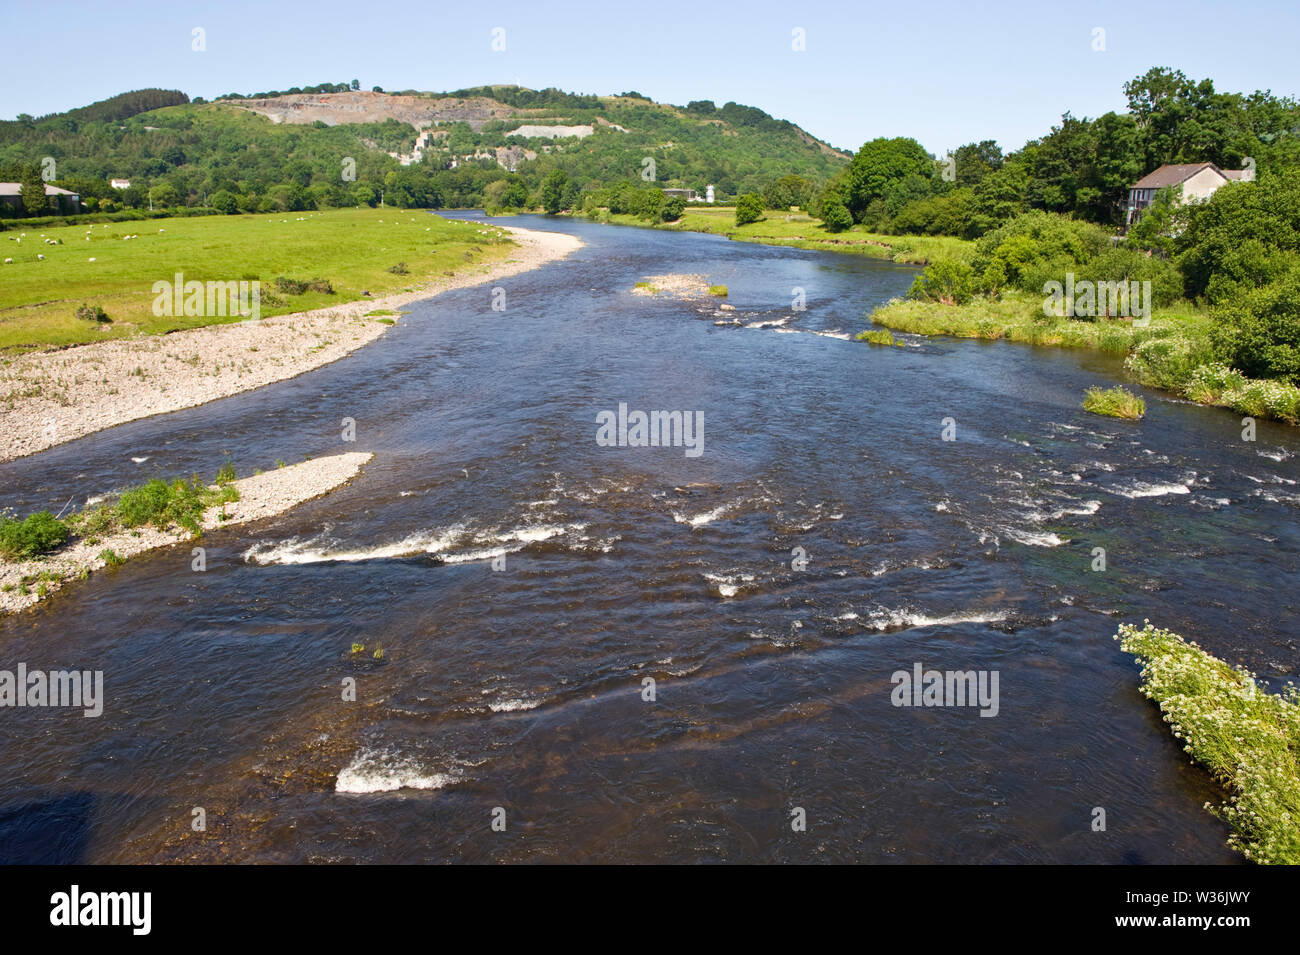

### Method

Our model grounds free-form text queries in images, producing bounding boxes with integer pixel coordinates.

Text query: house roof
[1132,163,1225,189]
[0,182,80,197]
[1222,169,1253,181]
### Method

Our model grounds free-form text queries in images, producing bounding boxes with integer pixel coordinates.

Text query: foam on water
[336,747,462,794]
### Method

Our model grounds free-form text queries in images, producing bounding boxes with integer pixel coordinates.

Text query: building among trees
[1126,163,1253,226]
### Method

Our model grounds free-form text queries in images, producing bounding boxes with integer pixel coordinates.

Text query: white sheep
[88,257,96,262]
[36,254,44,260]
[3,258,12,264]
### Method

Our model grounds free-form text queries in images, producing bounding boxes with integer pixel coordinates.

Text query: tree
[351,79,360,91]
[148,182,180,207]
[209,189,239,214]
[540,169,568,214]
[1210,265,1300,384]
[844,137,935,222]
[763,174,813,211]
[661,195,686,221]
[19,166,47,215]
[1125,186,1185,256]
[952,141,1003,187]
[735,192,764,225]
[820,197,852,232]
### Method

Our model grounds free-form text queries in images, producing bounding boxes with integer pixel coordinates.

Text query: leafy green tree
[820,199,852,232]
[953,141,1003,186]
[1210,265,1300,384]
[1126,186,1185,255]
[843,137,935,222]
[540,169,568,214]
[735,192,764,225]
[148,182,180,207]
[1176,173,1300,301]
[19,166,47,215]
[908,259,977,304]
[209,189,239,214]
[661,195,686,221]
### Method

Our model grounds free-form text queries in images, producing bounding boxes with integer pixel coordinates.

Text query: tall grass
[1082,385,1145,419]
[1117,622,1300,865]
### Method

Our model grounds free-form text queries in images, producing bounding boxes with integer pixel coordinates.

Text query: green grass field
[0,208,514,352]
[589,206,973,265]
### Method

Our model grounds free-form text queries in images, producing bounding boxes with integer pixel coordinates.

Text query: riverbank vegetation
[1082,385,1145,419]
[1117,622,1300,865]
[873,171,1300,423]
[0,464,239,567]
[0,453,371,613]
[586,205,970,265]
[0,208,512,351]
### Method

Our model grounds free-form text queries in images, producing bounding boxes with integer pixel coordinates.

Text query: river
[0,212,1295,863]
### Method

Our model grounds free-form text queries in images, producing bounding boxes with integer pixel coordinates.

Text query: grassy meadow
[0,208,514,352]
[589,206,973,265]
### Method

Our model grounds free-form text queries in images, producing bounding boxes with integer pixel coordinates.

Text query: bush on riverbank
[0,511,69,560]
[1117,622,1300,865]
[62,466,239,543]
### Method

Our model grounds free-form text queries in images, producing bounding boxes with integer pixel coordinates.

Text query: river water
[0,212,1296,863]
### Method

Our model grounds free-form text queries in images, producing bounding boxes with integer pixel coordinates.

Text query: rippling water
[1,213,1296,863]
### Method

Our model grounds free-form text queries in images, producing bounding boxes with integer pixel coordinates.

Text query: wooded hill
[0,84,848,215]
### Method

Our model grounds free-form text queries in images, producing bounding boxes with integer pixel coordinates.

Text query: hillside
[0,85,847,216]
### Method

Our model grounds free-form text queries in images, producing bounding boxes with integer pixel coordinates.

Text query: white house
[1126,162,1254,226]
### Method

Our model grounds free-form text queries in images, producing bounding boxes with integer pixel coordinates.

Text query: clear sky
[5,0,1299,155]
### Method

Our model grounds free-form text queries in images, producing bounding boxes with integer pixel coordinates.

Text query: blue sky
[6,0,1300,154]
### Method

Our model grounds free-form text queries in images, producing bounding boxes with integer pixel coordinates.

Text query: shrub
[0,511,69,560]
[858,329,899,346]
[661,196,686,222]
[274,276,308,295]
[1082,385,1145,419]
[819,198,853,233]
[387,262,409,275]
[907,259,976,305]
[1183,363,1249,404]
[1124,335,1215,393]
[114,474,235,535]
[1072,246,1183,310]
[1117,622,1300,865]
[75,303,111,323]
[972,211,1112,293]
[734,193,764,226]
[1209,269,1300,385]
[1222,378,1300,422]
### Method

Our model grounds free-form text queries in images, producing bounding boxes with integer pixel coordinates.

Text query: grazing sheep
[3,258,12,264]
[36,254,44,260]
[88,257,96,262]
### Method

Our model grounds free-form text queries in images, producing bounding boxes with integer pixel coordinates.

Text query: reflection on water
[0,213,1294,863]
